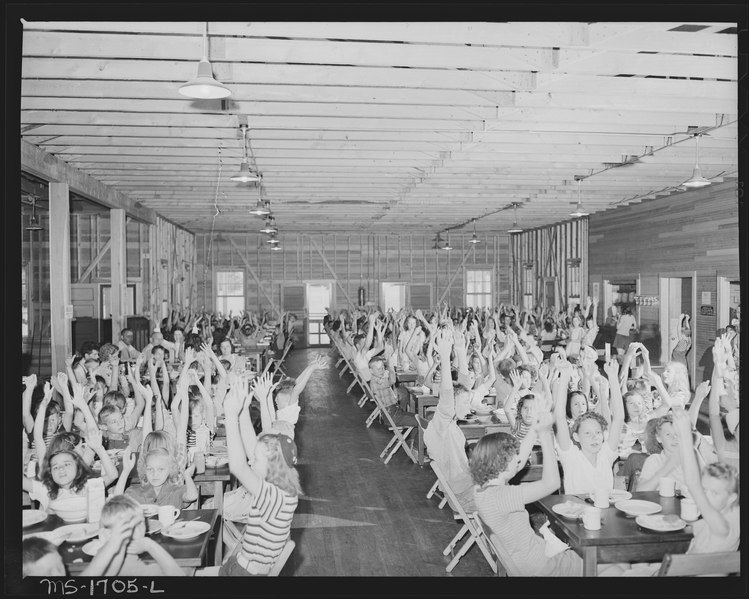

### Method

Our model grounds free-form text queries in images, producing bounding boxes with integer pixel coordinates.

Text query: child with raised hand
[552,357,624,495]
[634,415,684,492]
[23,426,117,518]
[220,373,301,576]
[97,495,185,576]
[470,409,589,576]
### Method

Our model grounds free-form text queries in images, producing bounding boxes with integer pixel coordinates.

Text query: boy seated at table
[22,513,157,577]
[368,356,417,427]
[97,495,185,576]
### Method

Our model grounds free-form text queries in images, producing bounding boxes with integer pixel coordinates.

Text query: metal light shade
[179,59,232,99]
[683,165,711,188]
[270,244,283,251]
[260,223,278,235]
[26,215,43,231]
[570,201,589,218]
[249,200,271,216]
[267,235,280,244]
[468,234,480,244]
[230,161,260,183]
[507,222,523,233]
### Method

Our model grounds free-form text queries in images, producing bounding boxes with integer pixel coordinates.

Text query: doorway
[717,277,740,329]
[306,281,332,346]
[659,274,696,385]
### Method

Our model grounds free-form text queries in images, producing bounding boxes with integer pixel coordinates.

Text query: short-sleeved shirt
[369,372,397,408]
[638,452,685,490]
[125,481,186,509]
[238,479,298,575]
[688,506,740,554]
[557,442,617,495]
[352,352,372,382]
[616,314,637,336]
[474,483,582,576]
[30,479,96,519]
[269,419,295,440]
[117,340,141,362]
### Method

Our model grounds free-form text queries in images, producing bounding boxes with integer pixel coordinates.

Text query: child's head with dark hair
[98,404,125,435]
[80,341,100,359]
[517,394,537,426]
[566,390,588,420]
[497,358,517,380]
[103,390,127,413]
[22,537,65,577]
[47,431,85,459]
[469,432,521,487]
[39,449,93,499]
[99,343,119,363]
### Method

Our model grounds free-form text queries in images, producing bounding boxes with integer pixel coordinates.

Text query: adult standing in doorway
[117,328,141,363]
[613,307,637,357]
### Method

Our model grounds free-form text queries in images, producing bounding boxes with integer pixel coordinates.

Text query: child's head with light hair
[99,495,145,544]
[701,462,739,511]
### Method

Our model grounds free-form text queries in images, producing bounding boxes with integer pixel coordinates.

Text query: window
[465,269,492,308]
[523,263,535,311]
[215,270,245,314]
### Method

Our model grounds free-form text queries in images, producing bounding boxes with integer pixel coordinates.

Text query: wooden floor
[278,348,493,577]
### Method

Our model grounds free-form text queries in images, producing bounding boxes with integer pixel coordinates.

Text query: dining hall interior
[6,7,746,593]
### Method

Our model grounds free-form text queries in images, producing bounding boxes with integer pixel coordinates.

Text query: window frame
[214,268,246,315]
[464,267,494,309]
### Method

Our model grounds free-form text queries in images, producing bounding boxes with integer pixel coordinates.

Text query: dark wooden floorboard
[279,348,493,577]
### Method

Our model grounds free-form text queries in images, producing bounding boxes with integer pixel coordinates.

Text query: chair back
[657,551,740,577]
[268,539,296,576]
[473,512,524,576]
[430,461,470,520]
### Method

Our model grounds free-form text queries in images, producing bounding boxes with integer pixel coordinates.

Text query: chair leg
[380,435,399,459]
[347,379,358,394]
[446,534,476,573]
[365,406,381,428]
[426,480,440,499]
[443,523,469,555]
[474,533,499,574]
[438,496,448,509]
[357,394,368,407]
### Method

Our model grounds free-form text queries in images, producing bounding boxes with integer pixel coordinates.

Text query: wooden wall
[588,179,739,383]
[194,232,510,316]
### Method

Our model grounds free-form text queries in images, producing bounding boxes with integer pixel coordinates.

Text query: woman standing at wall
[613,306,637,357]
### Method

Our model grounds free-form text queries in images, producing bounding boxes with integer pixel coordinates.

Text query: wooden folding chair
[657,551,740,577]
[430,462,497,574]
[473,513,524,576]
[372,393,417,464]
[415,414,446,508]
[267,539,296,576]
[262,339,293,379]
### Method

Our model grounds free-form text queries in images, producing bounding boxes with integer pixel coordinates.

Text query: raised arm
[552,366,573,451]
[603,359,625,451]
[223,374,264,498]
[87,427,119,486]
[53,373,75,432]
[520,412,560,504]
[252,372,278,433]
[22,374,38,433]
[33,383,54,462]
[290,354,327,404]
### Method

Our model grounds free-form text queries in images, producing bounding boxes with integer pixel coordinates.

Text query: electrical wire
[204,146,223,293]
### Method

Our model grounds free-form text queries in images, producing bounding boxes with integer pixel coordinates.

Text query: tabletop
[24,509,220,574]
[194,464,232,483]
[535,491,693,574]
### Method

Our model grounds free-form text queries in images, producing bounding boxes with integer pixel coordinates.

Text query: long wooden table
[535,491,693,576]
[24,509,221,576]
[194,463,233,565]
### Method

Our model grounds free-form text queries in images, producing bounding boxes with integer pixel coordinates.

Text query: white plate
[615,499,663,517]
[552,500,587,519]
[141,503,159,517]
[160,520,211,540]
[23,509,48,527]
[23,530,66,546]
[636,514,687,532]
[54,522,100,543]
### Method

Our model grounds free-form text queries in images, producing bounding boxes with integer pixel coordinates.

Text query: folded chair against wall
[429,462,497,574]
[657,551,740,577]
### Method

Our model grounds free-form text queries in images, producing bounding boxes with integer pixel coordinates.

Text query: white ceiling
[20,21,738,236]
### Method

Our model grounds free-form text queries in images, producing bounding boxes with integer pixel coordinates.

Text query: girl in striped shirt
[513,394,537,442]
[220,373,301,576]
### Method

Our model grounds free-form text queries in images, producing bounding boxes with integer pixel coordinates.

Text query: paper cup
[593,488,610,509]
[680,498,700,522]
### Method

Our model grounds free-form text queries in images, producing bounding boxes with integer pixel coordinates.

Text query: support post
[110,209,127,341]
[49,182,72,373]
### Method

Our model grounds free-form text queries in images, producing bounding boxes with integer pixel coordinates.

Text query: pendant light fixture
[432,232,444,250]
[570,176,589,218]
[267,233,280,245]
[249,199,271,216]
[442,233,453,251]
[683,133,711,188]
[260,216,278,235]
[230,124,260,182]
[270,244,283,251]
[507,202,523,233]
[468,218,481,244]
[179,22,232,99]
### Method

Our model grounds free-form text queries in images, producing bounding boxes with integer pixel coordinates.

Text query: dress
[473,483,582,576]
[557,442,617,495]
[614,314,636,351]
[125,481,186,509]
[566,326,584,358]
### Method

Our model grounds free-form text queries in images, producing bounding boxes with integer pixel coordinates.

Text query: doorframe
[658,270,697,382]
[717,275,740,329]
[304,279,334,347]
[380,281,409,312]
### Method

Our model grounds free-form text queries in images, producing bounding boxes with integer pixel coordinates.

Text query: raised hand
[646,370,662,387]
[532,410,554,432]
[121,448,136,472]
[65,356,75,368]
[509,369,522,389]
[694,380,711,401]
[23,373,38,393]
[55,371,69,390]
[223,375,246,417]
[312,354,328,370]
[603,358,619,379]
[538,362,550,381]
[86,427,104,451]
[671,407,692,438]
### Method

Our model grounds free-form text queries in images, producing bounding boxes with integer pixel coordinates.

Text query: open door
[659,274,696,386]
[305,282,332,347]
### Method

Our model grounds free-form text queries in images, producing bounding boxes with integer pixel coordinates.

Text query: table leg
[582,547,598,576]
[213,481,224,565]
[417,424,426,466]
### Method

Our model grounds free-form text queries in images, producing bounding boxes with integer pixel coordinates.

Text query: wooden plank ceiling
[20,21,738,236]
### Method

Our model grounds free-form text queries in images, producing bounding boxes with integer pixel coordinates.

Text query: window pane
[217,271,244,295]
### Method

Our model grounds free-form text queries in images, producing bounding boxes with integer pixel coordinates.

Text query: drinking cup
[659,477,675,497]
[680,498,700,522]
[593,488,610,509]
[582,507,602,530]
[158,505,180,528]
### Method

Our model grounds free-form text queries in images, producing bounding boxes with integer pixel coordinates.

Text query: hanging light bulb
[231,125,261,182]
[507,203,523,233]
[179,23,232,99]
[442,233,453,251]
[570,177,589,218]
[267,233,280,245]
[270,242,283,251]
[432,232,444,250]
[26,196,43,231]
[683,134,711,188]
[260,216,278,235]
[468,218,480,244]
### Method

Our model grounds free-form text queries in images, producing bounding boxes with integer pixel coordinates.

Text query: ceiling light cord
[206,146,223,272]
